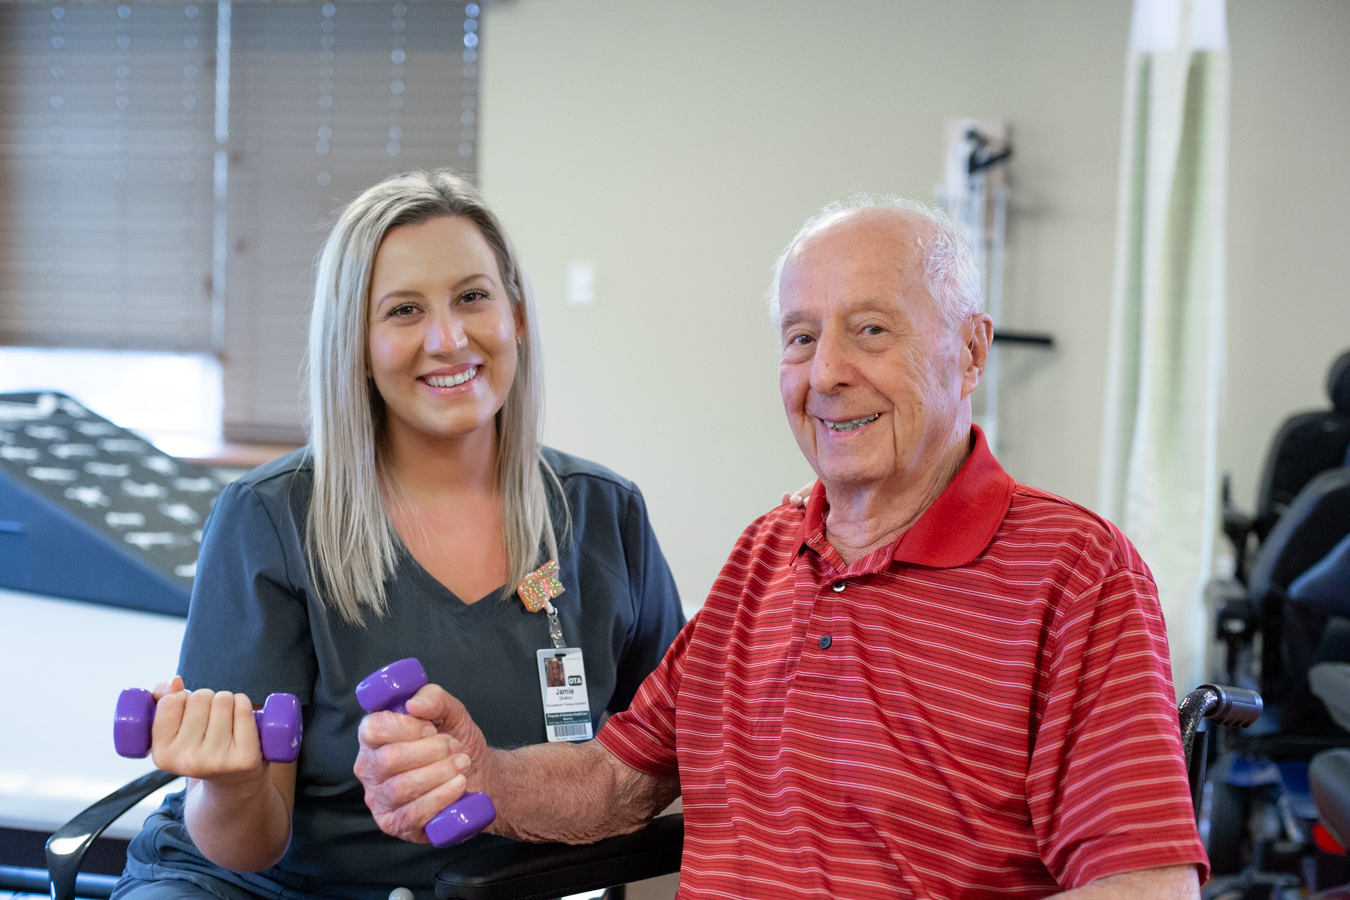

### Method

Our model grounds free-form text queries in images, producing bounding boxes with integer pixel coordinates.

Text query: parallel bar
[992,331,1055,347]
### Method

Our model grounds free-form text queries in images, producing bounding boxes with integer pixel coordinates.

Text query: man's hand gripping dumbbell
[355,659,496,846]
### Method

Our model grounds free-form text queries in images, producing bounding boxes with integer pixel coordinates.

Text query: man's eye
[788,333,814,346]
[862,325,884,336]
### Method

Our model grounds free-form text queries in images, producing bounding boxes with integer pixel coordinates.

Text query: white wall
[479,0,1350,622]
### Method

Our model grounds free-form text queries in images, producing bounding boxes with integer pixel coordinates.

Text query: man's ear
[960,313,993,399]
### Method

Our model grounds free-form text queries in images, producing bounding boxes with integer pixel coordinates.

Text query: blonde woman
[111,171,685,900]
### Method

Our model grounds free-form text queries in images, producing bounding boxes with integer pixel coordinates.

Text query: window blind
[222,0,479,442]
[0,2,216,351]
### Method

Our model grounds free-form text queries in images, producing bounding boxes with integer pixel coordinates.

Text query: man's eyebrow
[840,296,903,316]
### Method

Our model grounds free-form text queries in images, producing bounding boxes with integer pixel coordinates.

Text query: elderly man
[355,200,1208,899]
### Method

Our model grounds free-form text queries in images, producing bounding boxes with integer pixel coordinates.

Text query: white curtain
[1099,0,1229,696]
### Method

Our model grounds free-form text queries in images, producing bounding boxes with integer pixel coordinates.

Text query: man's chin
[814,462,889,493]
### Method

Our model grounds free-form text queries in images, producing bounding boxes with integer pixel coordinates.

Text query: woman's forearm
[480,740,680,844]
[183,763,297,872]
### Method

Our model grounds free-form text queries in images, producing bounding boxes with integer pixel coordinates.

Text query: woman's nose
[426,314,468,353]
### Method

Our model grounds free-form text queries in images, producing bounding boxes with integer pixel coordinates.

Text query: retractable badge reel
[519,560,593,742]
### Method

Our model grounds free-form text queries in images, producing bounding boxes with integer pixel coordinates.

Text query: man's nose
[426,311,468,354]
[809,328,853,393]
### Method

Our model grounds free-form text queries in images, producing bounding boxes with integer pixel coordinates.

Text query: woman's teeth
[826,413,880,432]
[425,367,478,388]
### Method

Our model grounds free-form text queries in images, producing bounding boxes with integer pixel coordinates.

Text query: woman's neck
[380,420,499,501]
[378,420,510,605]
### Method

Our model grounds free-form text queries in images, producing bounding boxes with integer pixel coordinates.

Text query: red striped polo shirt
[598,428,1207,898]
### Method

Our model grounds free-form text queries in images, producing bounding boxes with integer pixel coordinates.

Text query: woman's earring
[516,336,522,348]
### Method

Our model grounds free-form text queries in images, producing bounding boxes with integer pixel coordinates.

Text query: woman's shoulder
[220,446,314,510]
[541,446,639,496]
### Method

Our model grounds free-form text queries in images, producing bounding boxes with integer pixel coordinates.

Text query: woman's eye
[389,303,418,318]
[862,325,884,336]
[460,289,489,304]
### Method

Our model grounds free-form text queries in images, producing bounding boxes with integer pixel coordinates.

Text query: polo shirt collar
[795,426,1015,572]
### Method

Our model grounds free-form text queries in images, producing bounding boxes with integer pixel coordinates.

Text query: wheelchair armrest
[434,813,684,900]
[46,769,181,900]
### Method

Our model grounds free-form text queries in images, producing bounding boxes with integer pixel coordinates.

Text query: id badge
[536,647,593,742]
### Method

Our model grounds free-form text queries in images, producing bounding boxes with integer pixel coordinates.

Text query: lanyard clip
[545,601,565,649]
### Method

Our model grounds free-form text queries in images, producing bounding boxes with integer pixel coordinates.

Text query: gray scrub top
[120,446,685,900]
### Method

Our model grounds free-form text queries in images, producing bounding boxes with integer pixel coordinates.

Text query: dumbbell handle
[356,658,497,847]
[114,688,302,764]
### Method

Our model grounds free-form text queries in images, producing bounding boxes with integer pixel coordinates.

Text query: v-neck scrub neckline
[399,548,514,622]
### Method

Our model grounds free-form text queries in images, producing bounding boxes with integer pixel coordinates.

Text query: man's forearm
[1051,864,1199,900]
[479,739,680,844]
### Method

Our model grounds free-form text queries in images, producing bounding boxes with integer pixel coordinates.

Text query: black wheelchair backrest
[1249,466,1350,601]
[1254,349,1350,534]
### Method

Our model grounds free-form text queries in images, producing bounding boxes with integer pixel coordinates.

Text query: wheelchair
[0,684,1262,900]
[1198,351,1350,898]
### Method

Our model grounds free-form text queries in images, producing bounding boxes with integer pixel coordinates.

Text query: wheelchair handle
[1195,683,1263,728]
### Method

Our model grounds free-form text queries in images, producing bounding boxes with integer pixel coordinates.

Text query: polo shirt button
[831,581,846,592]
[819,635,832,649]
[389,889,414,900]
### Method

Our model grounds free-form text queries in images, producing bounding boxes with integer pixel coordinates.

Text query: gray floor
[626,873,679,900]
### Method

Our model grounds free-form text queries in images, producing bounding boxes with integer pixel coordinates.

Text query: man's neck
[823,434,972,566]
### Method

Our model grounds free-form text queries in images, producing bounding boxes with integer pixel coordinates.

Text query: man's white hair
[766,194,983,331]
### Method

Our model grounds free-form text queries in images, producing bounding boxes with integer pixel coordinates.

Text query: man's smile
[821,413,881,433]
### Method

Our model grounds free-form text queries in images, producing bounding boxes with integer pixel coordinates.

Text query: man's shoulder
[741,501,807,543]
[999,481,1147,576]
[713,502,808,576]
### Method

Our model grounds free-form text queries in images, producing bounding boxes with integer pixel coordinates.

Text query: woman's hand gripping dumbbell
[355,658,496,846]
[114,677,303,775]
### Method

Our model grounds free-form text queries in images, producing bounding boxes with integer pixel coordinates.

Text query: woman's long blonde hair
[304,170,560,625]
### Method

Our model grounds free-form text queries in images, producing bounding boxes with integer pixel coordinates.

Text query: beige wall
[479,0,1350,618]
[1225,1,1350,517]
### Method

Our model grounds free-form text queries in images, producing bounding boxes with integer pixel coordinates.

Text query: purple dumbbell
[113,688,303,764]
[356,658,497,847]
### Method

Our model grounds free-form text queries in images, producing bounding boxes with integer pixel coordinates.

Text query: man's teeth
[425,367,478,388]
[825,413,880,432]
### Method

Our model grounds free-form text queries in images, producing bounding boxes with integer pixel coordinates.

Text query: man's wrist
[469,746,499,799]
